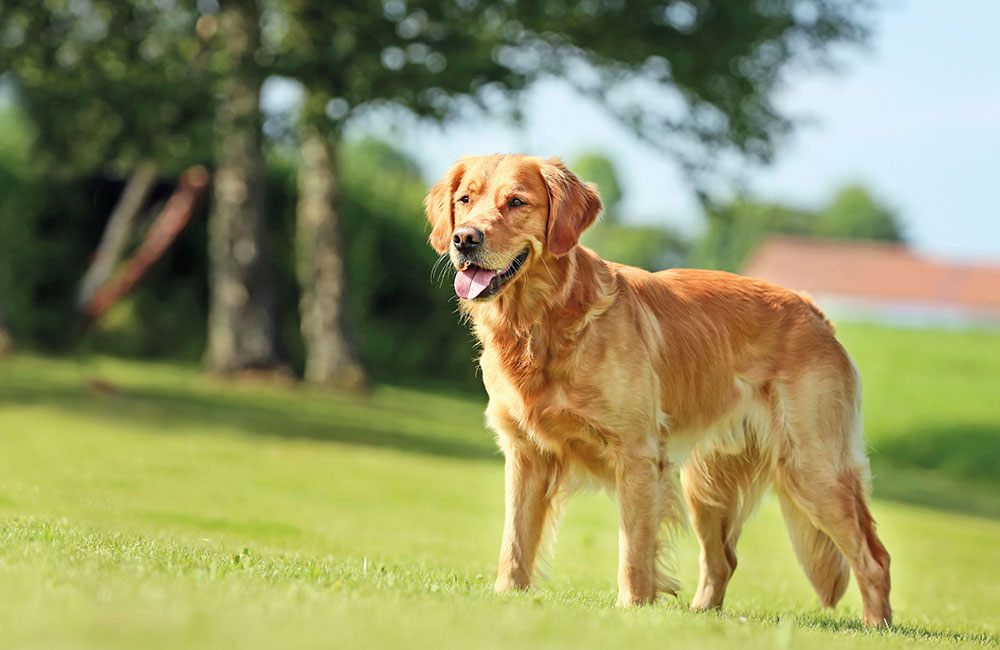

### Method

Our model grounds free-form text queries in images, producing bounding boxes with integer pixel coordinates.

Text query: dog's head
[424,155,602,301]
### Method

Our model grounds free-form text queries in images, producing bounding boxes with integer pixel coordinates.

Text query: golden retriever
[424,154,891,627]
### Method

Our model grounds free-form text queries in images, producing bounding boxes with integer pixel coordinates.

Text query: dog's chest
[481,345,624,462]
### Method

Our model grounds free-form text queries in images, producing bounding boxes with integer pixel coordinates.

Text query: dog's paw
[493,576,530,594]
[615,591,655,607]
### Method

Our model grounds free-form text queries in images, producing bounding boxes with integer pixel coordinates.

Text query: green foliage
[0,110,103,347]
[336,138,479,388]
[819,184,904,242]
[508,2,871,172]
[691,197,816,272]
[0,0,878,380]
[263,137,479,386]
[267,0,875,186]
[0,105,209,354]
[3,0,873,178]
[691,186,906,272]
[571,153,623,222]
[0,346,998,647]
[571,152,686,270]
[0,121,477,386]
[0,107,43,344]
[581,222,686,271]
[0,0,214,175]
[0,102,37,163]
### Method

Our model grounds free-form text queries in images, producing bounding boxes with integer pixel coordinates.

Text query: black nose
[452,226,484,253]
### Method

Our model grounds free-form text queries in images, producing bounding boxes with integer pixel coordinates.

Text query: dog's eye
[458,195,470,204]
[508,197,526,207]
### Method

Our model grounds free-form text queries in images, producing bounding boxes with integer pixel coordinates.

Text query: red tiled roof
[742,236,1000,312]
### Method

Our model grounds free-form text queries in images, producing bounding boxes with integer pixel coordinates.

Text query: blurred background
[2,2,1000,646]
[0,0,997,389]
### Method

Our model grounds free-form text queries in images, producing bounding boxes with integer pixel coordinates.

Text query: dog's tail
[654,461,686,596]
[776,490,851,607]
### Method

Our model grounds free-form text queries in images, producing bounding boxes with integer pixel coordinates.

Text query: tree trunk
[296,124,366,389]
[0,293,11,356]
[203,1,283,374]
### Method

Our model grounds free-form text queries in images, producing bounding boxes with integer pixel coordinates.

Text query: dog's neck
[462,246,618,360]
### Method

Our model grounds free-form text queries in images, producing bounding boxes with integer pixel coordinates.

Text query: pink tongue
[454,267,498,299]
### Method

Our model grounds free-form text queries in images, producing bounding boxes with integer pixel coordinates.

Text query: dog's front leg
[494,437,558,593]
[615,454,659,606]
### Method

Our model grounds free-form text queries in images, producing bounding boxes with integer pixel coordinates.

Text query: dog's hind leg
[681,445,767,611]
[775,460,891,627]
[772,368,892,627]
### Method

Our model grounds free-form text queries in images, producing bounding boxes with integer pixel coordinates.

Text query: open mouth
[454,249,529,300]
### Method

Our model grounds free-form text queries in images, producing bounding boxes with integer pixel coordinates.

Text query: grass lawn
[0,322,998,649]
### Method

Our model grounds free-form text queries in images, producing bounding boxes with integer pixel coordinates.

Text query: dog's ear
[540,158,603,257]
[424,160,466,254]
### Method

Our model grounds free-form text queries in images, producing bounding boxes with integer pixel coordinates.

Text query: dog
[424,154,891,627]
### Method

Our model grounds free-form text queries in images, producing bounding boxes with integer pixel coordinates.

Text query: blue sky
[376,0,1000,262]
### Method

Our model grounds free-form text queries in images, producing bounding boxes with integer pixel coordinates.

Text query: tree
[272,0,870,383]
[819,183,904,242]
[581,222,687,271]
[571,153,623,223]
[690,183,905,272]
[2,1,287,374]
[691,197,816,271]
[277,1,870,171]
[295,97,365,388]
[0,2,214,175]
[3,0,875,381]
[335,138,480,387]
[203,1,285,373]
[83,167,210,325]
[0,0,222,355]
[271,1,537,387]
[570,152,686,270]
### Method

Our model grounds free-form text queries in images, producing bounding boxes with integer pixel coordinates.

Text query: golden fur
[424,154,891,627]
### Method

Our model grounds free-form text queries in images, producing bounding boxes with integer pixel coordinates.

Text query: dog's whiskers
[430,252,453,286]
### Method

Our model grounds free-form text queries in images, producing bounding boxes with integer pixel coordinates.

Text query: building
[741,236,1000,328]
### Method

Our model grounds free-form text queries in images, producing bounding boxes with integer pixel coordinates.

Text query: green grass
[837,324,1000,517]
[0,322,998,649]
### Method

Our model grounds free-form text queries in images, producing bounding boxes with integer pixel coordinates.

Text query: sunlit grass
[0,322,998,649]
[838,323,1000,517]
